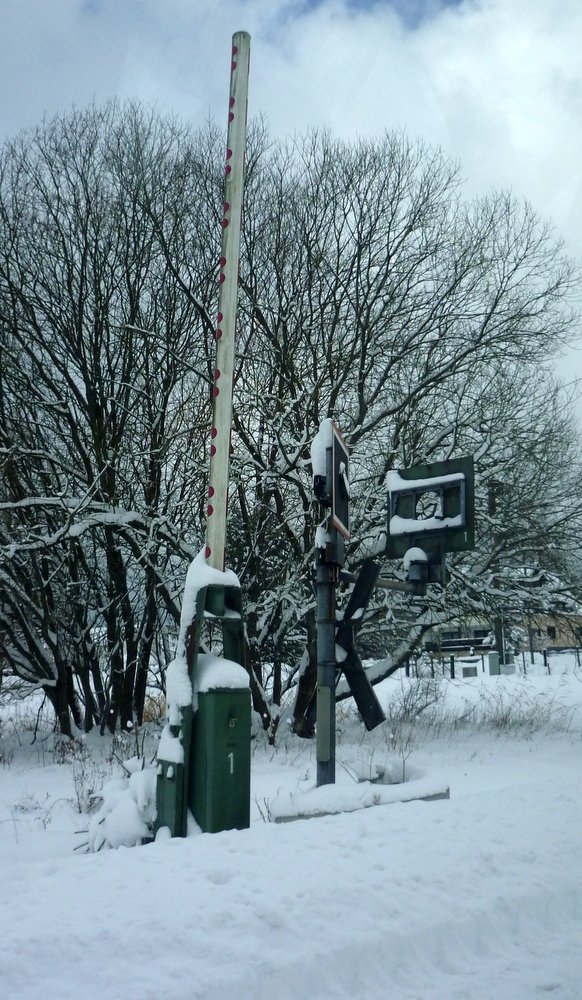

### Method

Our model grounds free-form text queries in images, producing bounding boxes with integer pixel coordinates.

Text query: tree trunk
[292,608,317,738]
[45,679,72,737]
[133,583,158,725]
[244,637,271,732]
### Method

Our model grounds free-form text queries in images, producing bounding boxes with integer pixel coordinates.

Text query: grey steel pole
[205,31,251,572]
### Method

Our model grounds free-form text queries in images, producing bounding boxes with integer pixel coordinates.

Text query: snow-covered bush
[474,680,575,732]
[87,758,157,851]
[385,675,442,723]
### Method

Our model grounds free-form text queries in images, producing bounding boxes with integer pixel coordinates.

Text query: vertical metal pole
[205,31,251,572]
[527,610,535,665]
[494,616,504,667]
[316,528,338,786]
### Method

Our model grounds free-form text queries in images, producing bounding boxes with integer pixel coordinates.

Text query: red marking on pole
[205,545,211,558]
[205,31,250,574]
[208,486,215,497]
[217,312,223,323]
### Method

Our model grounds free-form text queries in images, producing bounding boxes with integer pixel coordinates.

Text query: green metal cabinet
[189,687,251,833]
[155,582,251,838]
[488,652,500,675]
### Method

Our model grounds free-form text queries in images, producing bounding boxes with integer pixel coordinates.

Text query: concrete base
[270,776,450,823]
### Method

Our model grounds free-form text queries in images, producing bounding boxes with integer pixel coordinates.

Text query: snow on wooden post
[205,31,250,572]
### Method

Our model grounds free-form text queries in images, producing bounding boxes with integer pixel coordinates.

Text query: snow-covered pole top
[205,31,251,571]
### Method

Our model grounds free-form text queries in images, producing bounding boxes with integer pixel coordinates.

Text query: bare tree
[228,131,582,724]
[1,111,580,737]
[0,103,213,731]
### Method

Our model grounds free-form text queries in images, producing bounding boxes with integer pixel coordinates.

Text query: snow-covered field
[1,653,582,1000]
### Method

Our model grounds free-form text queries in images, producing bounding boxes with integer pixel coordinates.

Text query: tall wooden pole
[205,31,251,572]
[155,32,251,840]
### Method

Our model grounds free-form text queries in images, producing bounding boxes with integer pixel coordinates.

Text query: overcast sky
[1,0,581,388]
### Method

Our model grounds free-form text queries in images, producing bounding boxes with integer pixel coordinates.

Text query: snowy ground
[1,652,582,1000]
